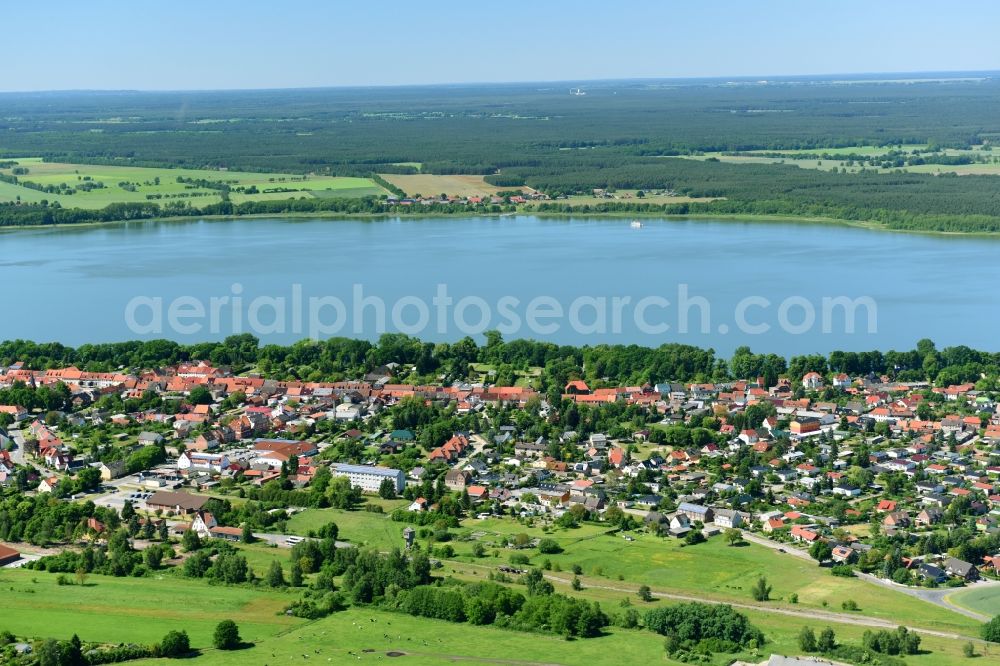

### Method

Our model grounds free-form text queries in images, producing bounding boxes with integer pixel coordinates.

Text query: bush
[983,614,1000,643]
[645,602,764,649]
[830,565,855,577]
[862,626,920,655]
[158,630,191,658]
[213,620,241,650]
[684,530,706,545]
[537,538,563,554]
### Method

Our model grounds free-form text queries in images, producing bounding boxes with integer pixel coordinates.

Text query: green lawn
[286,507,407,550]
[946,585,1000,617]
[0,568,301,647]
[233,540,292,577]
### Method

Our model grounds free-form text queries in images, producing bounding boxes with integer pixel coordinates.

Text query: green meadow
[0,568,301,647]
[282,507,982,636]
[947,585,1000,617]
[4,575,989,666]
[286,506,409,550]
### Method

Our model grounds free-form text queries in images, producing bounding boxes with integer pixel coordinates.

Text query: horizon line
[1,68,997,95]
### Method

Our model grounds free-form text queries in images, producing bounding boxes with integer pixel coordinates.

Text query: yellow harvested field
[378,173,513,197]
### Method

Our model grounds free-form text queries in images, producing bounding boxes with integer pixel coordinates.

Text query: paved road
[6,430,48,476]
[250,531,351,549]
[739,530,814,562]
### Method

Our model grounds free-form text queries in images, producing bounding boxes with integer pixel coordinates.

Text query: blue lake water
[2,215,998,356]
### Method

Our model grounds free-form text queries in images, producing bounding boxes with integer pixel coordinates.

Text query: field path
[543,573,983,642]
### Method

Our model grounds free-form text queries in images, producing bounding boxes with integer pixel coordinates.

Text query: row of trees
[0,333,992,391]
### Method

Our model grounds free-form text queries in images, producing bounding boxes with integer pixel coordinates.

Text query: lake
[2,215,998,357]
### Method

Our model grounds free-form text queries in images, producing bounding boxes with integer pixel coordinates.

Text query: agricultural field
[682,144,1000,176]
[378,173,512,198]
[556,191,722,207]
[947,585,1000,617]
[0,158,389,209]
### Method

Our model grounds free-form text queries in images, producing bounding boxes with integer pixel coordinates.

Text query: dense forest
[3,78,998,172]
[3,76,1000,231]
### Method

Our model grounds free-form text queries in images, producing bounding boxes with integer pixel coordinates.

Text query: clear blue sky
[6,0,999,91]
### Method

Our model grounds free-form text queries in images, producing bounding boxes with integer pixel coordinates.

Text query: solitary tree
[751,576,772,602]
[289,558,303,587]
[638,585,653,602]
[266,560,286,587]
[213,620,241,650]
[378,477,397,499]
[809,540,833,563]
[818,626,836,651]
[181,529,201,552]
[799,626,817,652]
[724,528,743,547]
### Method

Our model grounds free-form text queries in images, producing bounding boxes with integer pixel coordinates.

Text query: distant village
[2,358,1000,588]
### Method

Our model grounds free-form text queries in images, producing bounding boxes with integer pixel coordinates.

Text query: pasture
[0,158,388,209]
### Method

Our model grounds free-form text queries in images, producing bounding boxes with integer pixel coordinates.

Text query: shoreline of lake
[4,209,1000,240]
